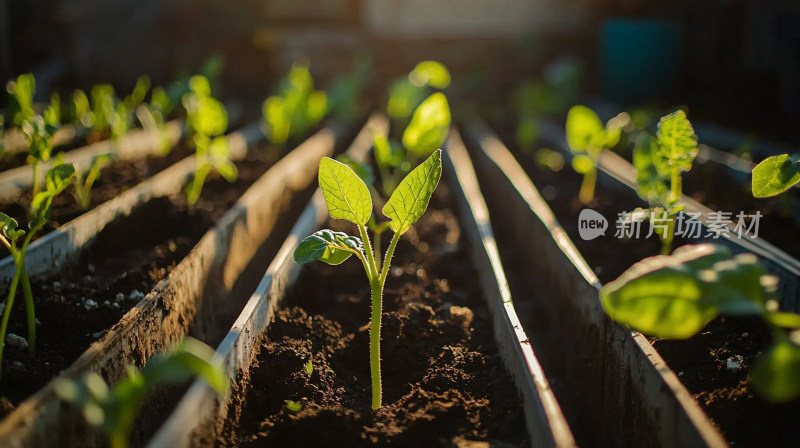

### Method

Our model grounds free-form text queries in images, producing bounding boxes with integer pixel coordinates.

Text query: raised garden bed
[468,116,800,446]
[146,124,574,447]
[0,117,354,447]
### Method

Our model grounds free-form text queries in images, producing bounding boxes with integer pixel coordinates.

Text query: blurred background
[3,0,800,141]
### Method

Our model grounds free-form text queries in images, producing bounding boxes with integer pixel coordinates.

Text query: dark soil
[491,124,800,447]
[217,184,528,447]
[0,143,194,259]
[0,155,274,415]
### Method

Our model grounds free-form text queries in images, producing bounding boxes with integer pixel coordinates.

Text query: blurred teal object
[602,18,681,105]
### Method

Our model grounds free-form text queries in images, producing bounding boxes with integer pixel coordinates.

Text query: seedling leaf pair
[294,150,442,410]
[565,105,622,204]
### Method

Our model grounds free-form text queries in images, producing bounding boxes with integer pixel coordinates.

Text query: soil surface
[492,124,800,447]
[0,143,194,259]
[0,155,274,416]
[217,184,528,447]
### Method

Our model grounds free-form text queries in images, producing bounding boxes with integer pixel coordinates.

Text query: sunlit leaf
[751,338,800,403]
[402,93,450,158]
[383,149,441,235]
[409,61,451,89]
[318,157,372,225]
[752,153,800,198]
[294,229,362,265]
[656,110,698,173]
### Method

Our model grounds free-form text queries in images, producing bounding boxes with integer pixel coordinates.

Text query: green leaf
[208,137,237,182]
[656,110,698,173]
[303,360,313,375]
[8,73,35,126]
[600,245,732,339]
[140,337,228,394]
[409,61,451,89]
[31,163,77,231]
[293,229,362,265]
[285,400,303,412]
[751,339,800,403]
[318,157,373,225]
[571,154,594,174]
[566,105,604,154]
[633,134,669,204]
[0,212,24,241]
[383,149,442,235]
[752,153,800,198]
[184,93,227,137]
[402,93,451,158]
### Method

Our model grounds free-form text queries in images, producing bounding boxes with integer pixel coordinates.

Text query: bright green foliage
[656,110,698,173]
[0,163,77,378]
[55,337,228,448]
[44,93,61,127]
[600,243,800,402]
[90,85,117,135]
[408,61,451,89]
[318,157,372,225]
[285,400,303,412]
[303,360,314,375]
[72,153,117,210]
[383,150,442,235]
[751,153,800,198]
[402,93,451,158]
[262,64,328,146]
[631,110,699,254]
[123,75,151,110]
[294,150,442,410]
[565,105,621,204]
[182,75,236,206]
[7,73,35,127]
[71,89,92,128]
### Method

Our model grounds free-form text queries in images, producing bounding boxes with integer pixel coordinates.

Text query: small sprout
[0,163,77,377]
[600,244,800,402]
[262,64,327,147]
[632,110,699,254]
[303,360,313,375]
[294,150,442,410]
[55,337,227,448]
[565,105,622,205]
[387,60,450,119]
[72,153,117,210]
[182,76,237,207]
[284,400,303,412]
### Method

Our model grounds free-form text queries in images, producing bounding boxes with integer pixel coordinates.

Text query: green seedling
[182,75,236,206]
[71,89,92,128]
[631,110,698,254]
[387,60,450,120]
[7,73,35,127]
[565,105,622,205]
[72,153,117,210]
[294,150,442,410]
[751,153,800,198]
[262,64,328,147]
[0,163,77,375]
[303,359,313,375]
[54,337,227,448]
[600,244,800,403]
[9,73,62,199]
[123,75,151,111]
[284,400,303,412]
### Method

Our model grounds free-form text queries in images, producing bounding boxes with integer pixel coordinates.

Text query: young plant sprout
[54,337,228,448]
[0,163,77,375]
[294,150,442,410]
[751,153,800,198]
[631,110,698,254]
[182,75,237,207]
[262,64,327,147]
[600,244,800,403]
[565,105,622,205]
[72,153,117,210]
[8,73,62,200]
